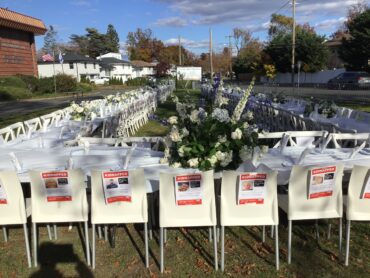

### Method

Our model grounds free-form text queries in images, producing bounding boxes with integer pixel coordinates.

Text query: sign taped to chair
[175,174,202,205]
[102,171,131,204]
[362,176,370,199]
[238,173,266,204]
[0,179,7,204]
[41,171,72,202]
[309,166,336,199]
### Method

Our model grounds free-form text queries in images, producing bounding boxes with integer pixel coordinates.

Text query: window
[84,62,87,69]
[69,63,74,69]
[93,63,96,69]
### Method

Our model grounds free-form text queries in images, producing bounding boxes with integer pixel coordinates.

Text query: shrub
[0,86,31,101]
[37,77,55,94]
[17,74,39,92]
[0,76,27,89]
[126,77,149,86]
[176,79,192,89]
[76,83,93,93]
[80,75,91,84]
[38,74,77,94]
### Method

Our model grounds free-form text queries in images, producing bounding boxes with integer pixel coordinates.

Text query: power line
[272,0,291,15]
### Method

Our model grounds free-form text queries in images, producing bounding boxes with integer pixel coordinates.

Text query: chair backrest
[331,133,369,148]
[288,130,328,147]
[346,165,370,221]
[0,127,14,143]
[90,168,148,224]
[29,169,88,223]
[287,164,344,220]
[0,171,27,225]
[7,122,26,139]
[159,170,216,228]
[24,117,42,135]
[220,170,278,226]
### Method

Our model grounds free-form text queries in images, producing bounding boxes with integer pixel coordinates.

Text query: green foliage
[339,9,370,71]
[0,76,27,88]
[76,83,93,93]
[80,75,90,84]
[38,74,77,94]
[16,75,39,92]
[0,86,31,101]
[265,28,329,73]
[109,76,124,85]
[126,77,149,86]
[176,79,192,89]
[106,24,120,53]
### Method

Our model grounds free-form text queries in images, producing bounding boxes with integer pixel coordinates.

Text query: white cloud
[165,37,209,49]
[154,17,188,27]
[314,17,347,31]
[71,0,91,6]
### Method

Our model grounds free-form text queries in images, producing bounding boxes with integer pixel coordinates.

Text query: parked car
[91,77,109,85]
[327,71,370,89]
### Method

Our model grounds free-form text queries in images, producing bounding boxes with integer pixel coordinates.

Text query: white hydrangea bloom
[207,155,218,167]
[182,127,189,137]
[220,151,233,167]
[169,127,182,142]
[211,108,230,123]
[178,145,185,157]
[190,109,200,123]
[240,145,253,161]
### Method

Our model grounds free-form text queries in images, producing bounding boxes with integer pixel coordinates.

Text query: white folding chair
[159,170,218,272]
[258,132,286,148]
[0,127,14,143]
[331,133,369,149]
[28,169,90,267]
[0,171,32,267]
[7,122,26,139]
[90,168,149,269]
[287,131,328,147]
[278,164,344,263]
[344,165,370,266]
[220,170,279,271]
[24,118,42,138]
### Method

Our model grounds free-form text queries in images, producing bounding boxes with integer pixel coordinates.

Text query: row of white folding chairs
[2,165,369,270]
[259,131,370,149]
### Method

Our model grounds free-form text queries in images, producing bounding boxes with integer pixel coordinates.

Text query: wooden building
[0,8,46,77]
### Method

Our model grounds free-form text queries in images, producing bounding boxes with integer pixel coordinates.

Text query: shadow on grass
[30,242,93,278]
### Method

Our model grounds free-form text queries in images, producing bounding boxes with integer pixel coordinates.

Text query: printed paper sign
[309,166,336,199]
[175,174,202,206]
[102,171,131,204]
[41,171,72,202]
[362,176,370,199]
[238,173,267,205]
[0,179,7,204]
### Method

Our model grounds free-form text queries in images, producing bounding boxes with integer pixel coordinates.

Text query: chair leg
[345,220,351,266]
[315,220,320,242]
[98,225,102,239]
[23,224,32,268]
[54,224,57,240]
[275,225,279,270]
[164,228,167,243]
[209,227,213,243]
[144,222,149,268]
[104,225,108,241]
[327,223,332,239]
[92,224,96,269]
[288,220,292,264]
[339,218,343,256]
[217,227,220,242]
[221,226,225,272]
[271,225,274,239]
[213,226,218,271]
[47,224,52,240]
[84,221,91,266]
[33,222,38,267]
[2,226,7,242]
[160,227,164,273]
[262,226,266,243]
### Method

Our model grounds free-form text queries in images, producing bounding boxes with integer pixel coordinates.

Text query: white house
[97,53,133,83]
[131,60,156,78]
[38,53,100,82]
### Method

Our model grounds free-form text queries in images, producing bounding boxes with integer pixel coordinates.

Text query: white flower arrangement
[211,108,230,123]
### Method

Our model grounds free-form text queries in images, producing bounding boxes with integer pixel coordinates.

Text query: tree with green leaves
[43,25,58,54]
[339,8,370,71]
[106,24,120,53]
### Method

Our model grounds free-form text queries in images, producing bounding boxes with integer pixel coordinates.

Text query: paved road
[0,89,129,118]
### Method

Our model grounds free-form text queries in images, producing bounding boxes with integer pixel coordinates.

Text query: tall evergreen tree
[106,24,120,53]
[43,25,58,54]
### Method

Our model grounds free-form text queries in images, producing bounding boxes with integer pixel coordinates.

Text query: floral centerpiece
[70,101,98,121]
[304,99,338,118]
[162,78,259,171]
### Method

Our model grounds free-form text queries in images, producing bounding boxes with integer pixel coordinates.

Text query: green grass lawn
[2,218,370,277]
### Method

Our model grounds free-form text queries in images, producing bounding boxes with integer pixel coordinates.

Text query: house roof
[131,60,155,68]
[38,53,97,64]
[0,8,47,35]
[99,57,131,65]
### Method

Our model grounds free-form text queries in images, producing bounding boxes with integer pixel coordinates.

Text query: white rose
[243,122,250,129]
[77,107,84,113]
[182,127,189,137]
[231,128,243,140]
[216,151,226,161]
[207,155,218,167]
[168,116,178,125]
[190,110,200,123]
[171,162,181,168]
[187,158,199,168]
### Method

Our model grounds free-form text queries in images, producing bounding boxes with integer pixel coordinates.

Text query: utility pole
[225,35,233,80]
[291,0,296,93]
[178,35,182,66]
[209,28,213,83]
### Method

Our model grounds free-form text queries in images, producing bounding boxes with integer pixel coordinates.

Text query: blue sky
[1,0,369,54]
